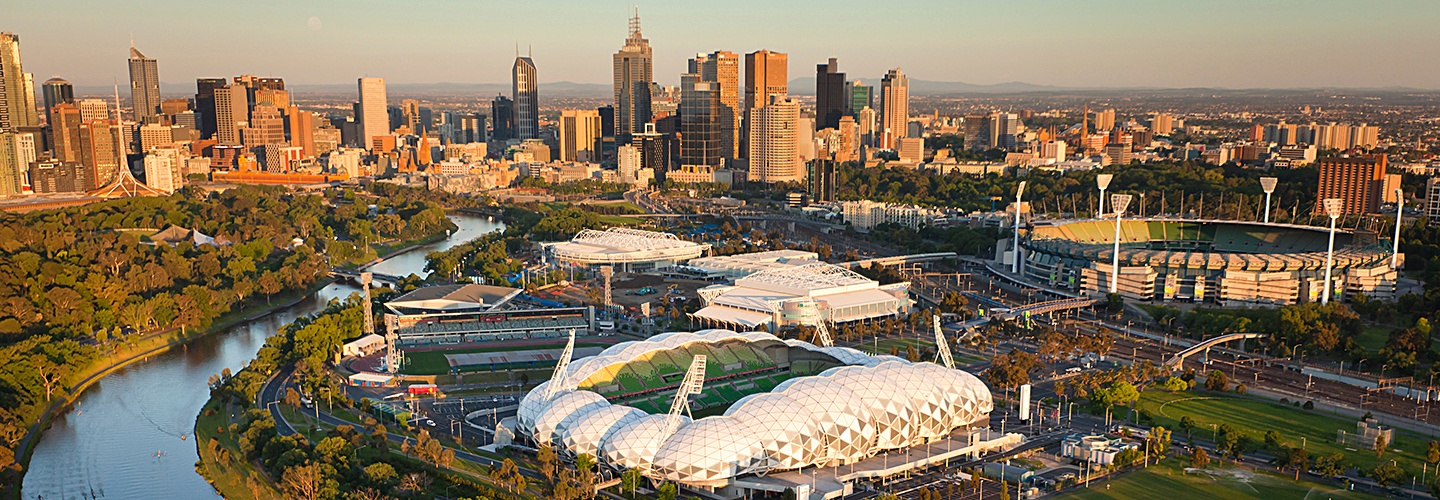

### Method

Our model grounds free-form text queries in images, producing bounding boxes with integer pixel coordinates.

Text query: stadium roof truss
[572,227,693,251]
[738,262,874,295]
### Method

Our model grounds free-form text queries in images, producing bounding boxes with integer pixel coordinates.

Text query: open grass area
[1135,390,1431,475]
[1355,325,1392,353]
[1054,456,1378,500]
[401,341,610,375]
[853,336,936,356]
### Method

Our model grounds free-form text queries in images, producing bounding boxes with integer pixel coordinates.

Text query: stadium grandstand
[1021,218,1398,306]
[690,262,911,330]
[515,329,1011,497]
[383,284,595,346]
[544,227,709,272]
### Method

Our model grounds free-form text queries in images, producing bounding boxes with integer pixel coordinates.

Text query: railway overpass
[1164,332,1267,370]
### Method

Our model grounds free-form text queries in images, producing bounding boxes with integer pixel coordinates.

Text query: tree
[1375,433,1388,458]
[1312,452,1346,477]
[538,443,559,482]
[1370,461,1405,487]
[1427,440,1439,465]
[1285,447,1309,480]
[286,387,302,407]
[281,462,332,500]
[657,481,678,500]
[1264,430,1284,451]
[621,468,644,498]
[1205,369,1228,391]
[398,472,432,495]
[1191,446,1209,468]
[1162,377,1188,392]
[363,462,397,486]
[1147,426,1172,457]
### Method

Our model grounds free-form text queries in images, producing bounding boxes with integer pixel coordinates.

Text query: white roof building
[682,249,820,279]
[691,262,910,329]
[544,227,709,272]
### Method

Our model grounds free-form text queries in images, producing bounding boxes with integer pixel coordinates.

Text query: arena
[513,329,1005,497]
[1020,218,1399,306]
[543,227,709,272]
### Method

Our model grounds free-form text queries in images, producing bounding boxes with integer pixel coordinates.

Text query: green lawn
[1054,456,1378,500]
[1355,325,1391,353]
[194,400,284,500]
[1135,390,1431,475]
[401,341,610,375]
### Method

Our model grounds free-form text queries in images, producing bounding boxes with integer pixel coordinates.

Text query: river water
[21,214,504,500]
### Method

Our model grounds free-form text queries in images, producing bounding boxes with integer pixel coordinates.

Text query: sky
[9,0,1440,90]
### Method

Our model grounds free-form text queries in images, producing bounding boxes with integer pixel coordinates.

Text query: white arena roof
[545,227,708,268]
[684,249,820,278]
[692,262,911,328]
[384,284,522,314]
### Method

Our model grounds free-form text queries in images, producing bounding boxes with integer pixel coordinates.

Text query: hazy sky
[10,0,1440,90]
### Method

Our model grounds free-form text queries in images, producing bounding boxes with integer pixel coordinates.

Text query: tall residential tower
[358,77,388,150]
[613,10,653,142]
[512,55,539,140]
[0,32,40,130]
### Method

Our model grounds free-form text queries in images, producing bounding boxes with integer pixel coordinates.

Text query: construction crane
[664,355,707,436]
[934,315,955,369]
[544,330,577,400]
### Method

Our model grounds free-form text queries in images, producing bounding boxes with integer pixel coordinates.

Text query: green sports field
[400,341,610,375]
[1054,457,1379,500]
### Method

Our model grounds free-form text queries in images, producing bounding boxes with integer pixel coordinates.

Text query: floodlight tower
[1012,181,1028,275]
[1096,173,1114,218]
[1392,188,1404,270]
[933,315,955,369]
[1321,198,1344,305]
[1109,193,1133,294]
[1260,177,1278,224]
[599,265,614,307]
[664,355,707,436]
[360,272,374,335]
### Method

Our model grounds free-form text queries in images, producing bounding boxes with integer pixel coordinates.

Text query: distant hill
[787,77,1067,95]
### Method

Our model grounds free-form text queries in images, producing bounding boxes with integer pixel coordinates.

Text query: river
[21,214,504,500]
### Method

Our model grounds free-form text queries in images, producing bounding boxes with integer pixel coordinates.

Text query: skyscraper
[512,55,539,140]
[42,77,73,121]
[559,109,602,162]
[214,84,248,144]
[744,50,787,113]
[748,95,802,184]
[0,131,36,196]
[814,58,846,130]
[847,81,872,117]
[491,95,514,141]
[48,103,82,161]
[0,32,40,130]
[78,120,124,189]
[613,9,653,142]
[1315,154,1387,215]
[194,77,227,139]
[128,43,161,122]
[879,68,909,150]
[288,106,316,157]
[400,99,422,133]
[242,105,285,148]
[691,51,739,160]
[680,73,721,167]
[358,77,388,150]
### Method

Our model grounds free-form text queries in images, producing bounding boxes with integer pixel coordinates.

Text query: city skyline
[6,0,1440,90]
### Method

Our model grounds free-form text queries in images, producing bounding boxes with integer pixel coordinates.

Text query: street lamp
[1392,188,1404,270]
[1321,198,1343,305]
[1096,174,1113,218]
[1013,181,1028,275]
[1260,177,1278,224]
[1110,194,1133,294]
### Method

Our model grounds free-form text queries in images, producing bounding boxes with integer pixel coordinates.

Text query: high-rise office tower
[808,159,837,202]
[160,98,189,117]
[400,99,422,133]
[848,81,872,117]
[879,68,909,150]
[856,107,877,148]
[242,105,285,148]
[214,85,249,144]
[491,95,515,141]
[613,9,653,142]
[0,32,40,130]
[78,120,124,189]
[0,131,37,196]
[512,55,539,140]
[814,58,846,130]
[597,104,616,157]
[49,103,82,161]
[128,43,161,122]
[744,50,787,113]
[680,73,722,167]
[77,99,109,123]
[1315,154,1387,215]
[691,51,739,160]
[559,109,602,162]
[287,106,316,157]
[748,95,802,184]
[358,77,388,150]
[632,122,672,176]
[42,77,73,121]
[194,77,226,139]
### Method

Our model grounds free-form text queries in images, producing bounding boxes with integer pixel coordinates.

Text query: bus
[596,320,616,335]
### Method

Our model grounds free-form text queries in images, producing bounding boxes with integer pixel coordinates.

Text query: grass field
[401,341,610,375]
[854,337,936,356]
[1054,456,1378,499]
[1134,390,1431,475]
[1355,325,1392,353]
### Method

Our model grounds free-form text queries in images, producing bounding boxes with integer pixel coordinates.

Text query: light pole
[1392,188,1404,270]
[1322,198,1343,305]
[1096,174,1113,218]
[1260,177,1277,224]
[1012,181,1028,275]
[1110,194,1133,294]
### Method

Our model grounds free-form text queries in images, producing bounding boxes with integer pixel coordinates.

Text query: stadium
[543,227,710,272]
[1020,218,1399,306]
[514,329,1006,498]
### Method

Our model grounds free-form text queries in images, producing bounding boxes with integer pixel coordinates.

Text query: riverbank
[5,280,333,500]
